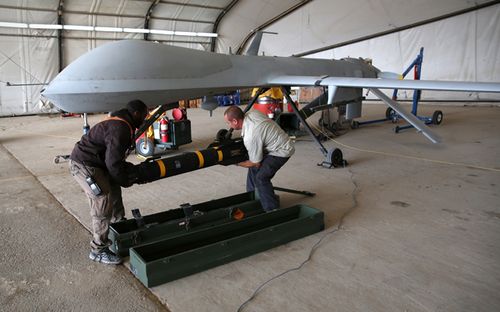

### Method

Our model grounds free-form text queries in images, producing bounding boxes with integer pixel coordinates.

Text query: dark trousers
[247,155,290,211]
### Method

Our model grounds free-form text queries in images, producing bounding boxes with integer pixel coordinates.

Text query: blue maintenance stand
[351,47,443,132]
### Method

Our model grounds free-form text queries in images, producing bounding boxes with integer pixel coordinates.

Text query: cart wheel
[386,107,396,119]
[432,110,443,125]
[351,120,360,129]
[136,138,154,157]
[394,126,400,133]
[53,155,69,164]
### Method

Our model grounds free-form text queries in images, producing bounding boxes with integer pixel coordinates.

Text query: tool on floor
[274,186,315,197]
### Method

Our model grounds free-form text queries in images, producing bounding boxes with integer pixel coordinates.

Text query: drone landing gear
[280,87,347,169]
[235,87,348,169]
[318,148,347,168]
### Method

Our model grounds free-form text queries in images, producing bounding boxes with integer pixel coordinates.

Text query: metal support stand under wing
[280,87,347,168]
[243,87,268,113]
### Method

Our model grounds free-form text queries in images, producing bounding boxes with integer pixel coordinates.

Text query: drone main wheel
[386,107,396,119]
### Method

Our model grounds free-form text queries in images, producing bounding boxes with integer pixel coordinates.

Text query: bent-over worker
[224,106,294,212]
[69,99,148,265]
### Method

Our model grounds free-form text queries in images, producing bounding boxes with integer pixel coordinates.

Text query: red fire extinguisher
[160,117,169,143]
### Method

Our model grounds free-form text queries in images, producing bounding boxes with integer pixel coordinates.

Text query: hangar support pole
[57,0,64,72]
[210,0,240,52]
[235,0,313,55]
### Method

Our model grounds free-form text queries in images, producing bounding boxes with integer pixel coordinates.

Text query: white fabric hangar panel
[256,0,500,101]
[0,0,498,115]
[0,2,59,115]
[215,0,302,54]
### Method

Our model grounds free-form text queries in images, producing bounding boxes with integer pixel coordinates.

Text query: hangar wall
[259,2,500,101]
[0,6,59,116]
[0,1,498,116]
[0,0,216,116]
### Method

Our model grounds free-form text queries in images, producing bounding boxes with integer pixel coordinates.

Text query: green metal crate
[129,204,324,287]
[109,192,263,256]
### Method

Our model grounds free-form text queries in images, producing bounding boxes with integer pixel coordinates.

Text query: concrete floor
[0,103,499,312]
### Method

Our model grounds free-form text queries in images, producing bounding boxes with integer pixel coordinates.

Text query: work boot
[89,247,122,265]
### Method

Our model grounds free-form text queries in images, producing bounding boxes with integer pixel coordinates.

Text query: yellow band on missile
[195,151,204,168]
[217,150,223,162]
[156,160,166,178]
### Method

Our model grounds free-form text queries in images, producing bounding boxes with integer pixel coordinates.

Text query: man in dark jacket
[69,99,148,265]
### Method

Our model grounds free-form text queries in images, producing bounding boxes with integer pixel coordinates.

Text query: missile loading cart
[135,107,192,157]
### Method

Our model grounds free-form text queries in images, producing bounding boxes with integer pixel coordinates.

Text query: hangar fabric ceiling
[0,0,499,115]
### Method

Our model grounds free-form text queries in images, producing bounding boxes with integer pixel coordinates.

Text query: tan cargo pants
[69,160,125,252]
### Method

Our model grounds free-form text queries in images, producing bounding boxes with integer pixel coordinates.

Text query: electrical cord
[238,118,498,311]
[237,160,360,312]
[236,227,340,312]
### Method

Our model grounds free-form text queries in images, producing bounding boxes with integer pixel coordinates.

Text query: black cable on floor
[237,168,359,312]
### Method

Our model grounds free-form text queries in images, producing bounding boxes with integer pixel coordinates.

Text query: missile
[135,137,247,184]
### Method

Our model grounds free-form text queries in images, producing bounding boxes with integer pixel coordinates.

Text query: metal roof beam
[0,33,210,45]
[144,0,160,40]
[132,0,224,10]
[235,0,312,55]
[158,1,224,10]
[0,4,55,13]
[210,0,240,52]
[68,11,214,24]
[0,5,214,24]
[57,0,64,72]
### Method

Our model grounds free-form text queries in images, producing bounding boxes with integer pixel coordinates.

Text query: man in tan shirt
[224,106,294,211]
